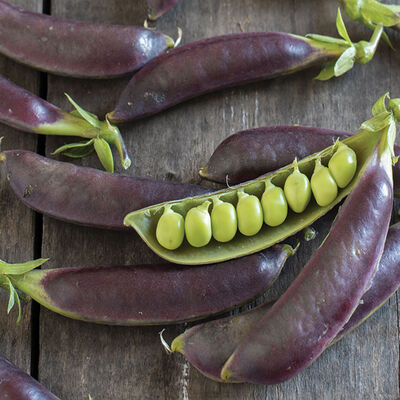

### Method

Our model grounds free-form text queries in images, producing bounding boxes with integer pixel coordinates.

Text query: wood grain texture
[0,0,399,398]
[0,0,41,380]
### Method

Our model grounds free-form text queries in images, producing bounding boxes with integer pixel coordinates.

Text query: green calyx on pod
[156,205,185,250]
[339,0,400,45]
[284,158,311,213]
[0,258,49,323]
[46,94,131,173]
[306,9,383,81]
[211,198,237,243]
[311,158,338,207]
[236,190,263,237]
[261,180,288,227]
[185,201,212,248]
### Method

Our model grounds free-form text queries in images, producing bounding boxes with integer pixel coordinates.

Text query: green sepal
[336,8,353,45]
[65,94,100,129]
[334,46,356,76]
[0,258,47,323]
[305,34,347,46]
[372,92,390,116]
[94,138,114,173]
[315,62,336,81]
[0,258,48,275]
[52,139,95,158]
[62,146,95,159]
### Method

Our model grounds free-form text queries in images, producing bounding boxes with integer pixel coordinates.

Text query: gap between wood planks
[30,0,51,381]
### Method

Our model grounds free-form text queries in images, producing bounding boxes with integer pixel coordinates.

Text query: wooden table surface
[1,0,400,399]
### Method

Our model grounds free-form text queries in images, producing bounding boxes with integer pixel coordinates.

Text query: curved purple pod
[200,125,400,197]
[0,150,208,230]
[7,245,294,325]
[220,122,393,383]
[108,22,382,123]
[147,0,180,20]
[0,354,59,399]
[0,0,173,78]
[172,222,400,381]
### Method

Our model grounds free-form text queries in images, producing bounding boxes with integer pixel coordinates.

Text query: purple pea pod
[108,10,382,123]
[220,94,396,384]
[147,0,180,20]
[199,125,400,197]
[0,0,174,78]
[0,353,59,399]
[170,222,400,381]
[0,244,295,325]
[0,150,208,230]
[0,74,130,172]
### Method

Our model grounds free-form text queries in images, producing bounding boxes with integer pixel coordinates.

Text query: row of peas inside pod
[156,141,357,250]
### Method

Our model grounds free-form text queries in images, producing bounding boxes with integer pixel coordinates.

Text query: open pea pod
[124,124,381,265]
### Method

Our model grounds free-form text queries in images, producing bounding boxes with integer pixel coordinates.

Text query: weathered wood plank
[27,0,400,398]
[0,0,42,380]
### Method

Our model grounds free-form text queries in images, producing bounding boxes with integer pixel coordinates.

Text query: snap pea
[328,142,357,188]
[311,158,338,207]
[284,159,311,213]
[211,198,237,243]
[236,190,263,237]
[184,201,212,248]
[261,180,288,227]
[124,109,381,265]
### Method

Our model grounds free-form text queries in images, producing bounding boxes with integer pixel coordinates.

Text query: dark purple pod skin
[172,302,269,381]
[0,73,64,133]
[200,125,400,197]
[11,245,293,325]
[108,33,340,123]
[173,222,400,381]
[221,133,393,384]
[0,150,209,230]
[147,0,180,20]
[0,0,173,78]
[0,354,59,399]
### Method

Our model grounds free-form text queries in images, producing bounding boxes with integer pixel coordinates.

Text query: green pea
[236,190,263,236]
[156,205,184,250]
[261,180,288,227]
[311,158,338,207]
[284,159,311,213]
[328,142,357,188]
[211,198,237,242]
[185,201,212,247]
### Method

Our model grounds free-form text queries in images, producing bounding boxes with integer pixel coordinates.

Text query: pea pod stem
[0,0,174,78]
[0,73,130,171]
[0,244,294,326]
[108,10,382,123]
